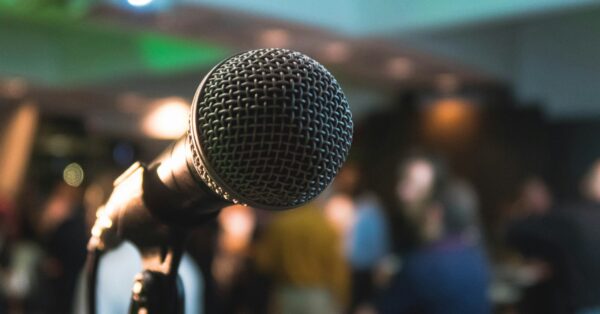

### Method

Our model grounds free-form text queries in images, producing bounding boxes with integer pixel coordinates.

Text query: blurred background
[2,0,600,313]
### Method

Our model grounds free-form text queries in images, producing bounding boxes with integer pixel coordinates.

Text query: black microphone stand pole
[128,229,186,314]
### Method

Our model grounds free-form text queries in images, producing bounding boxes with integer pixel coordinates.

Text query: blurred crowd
[2,152,600,314]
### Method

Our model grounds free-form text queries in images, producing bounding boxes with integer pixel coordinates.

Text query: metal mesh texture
[190,48,353,209]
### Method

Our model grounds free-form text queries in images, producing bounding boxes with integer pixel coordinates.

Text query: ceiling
[1,0,599,134]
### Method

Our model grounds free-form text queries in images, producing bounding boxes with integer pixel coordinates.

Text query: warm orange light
[431,99,467,127]
[142,97,189,139]
[423,98,478,145]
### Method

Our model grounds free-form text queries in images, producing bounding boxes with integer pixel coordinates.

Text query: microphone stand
[88,220,189,314]
[128,230,186,314]
[87,161,222,314]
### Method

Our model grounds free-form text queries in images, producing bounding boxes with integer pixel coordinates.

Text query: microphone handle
[142,136,228,227]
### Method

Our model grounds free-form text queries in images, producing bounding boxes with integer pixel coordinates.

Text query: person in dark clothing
[507,209,576,314]
[377,237,490,314]
[508,203,600,314]
[37,182,88,314]
[377,155,491,314]
[211,205,271,314]
[508,162,600,314]
[503,177,567,314]
[43,210,87,313]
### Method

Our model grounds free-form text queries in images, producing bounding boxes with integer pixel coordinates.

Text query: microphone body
[89,48,353,250]
[86,48,353,314]
[90,137,227,251]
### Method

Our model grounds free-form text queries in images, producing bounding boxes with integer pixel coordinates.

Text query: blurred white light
[142,97,189,139]
[127,0,153,7]
[322,42,351,63]
[397,159,435,205]
[387,57,413,80]
[63,163,84,187]
[259,29,290,47]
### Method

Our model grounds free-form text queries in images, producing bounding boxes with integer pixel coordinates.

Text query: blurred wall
[400,7,600,119]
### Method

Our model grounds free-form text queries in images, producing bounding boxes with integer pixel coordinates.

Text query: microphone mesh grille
[192,48,353,209]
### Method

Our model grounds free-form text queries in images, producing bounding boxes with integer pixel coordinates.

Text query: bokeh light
[423,97,479,145]
[127,0,153,7]
[142,97,189,140]
[63,162,84,187]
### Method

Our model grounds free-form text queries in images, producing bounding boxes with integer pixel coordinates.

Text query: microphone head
[189,48,353,210]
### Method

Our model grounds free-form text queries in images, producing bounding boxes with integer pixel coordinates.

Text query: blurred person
[35,181,88,314]
[0,185,52,314]
[582,159,600,204]
[212,205,270,314]
[388,153,449,252]
[0,193,16,313]
[508,163,600,314]
[322,193,358,280]
[324,163,359,251]
[503,177,559,313]
[510,177,553,219]
[377,155,491,314]
[347,193,389,314]
[396,157,438,208]
[1,241,43,314]
[213,205,256,292]
[254,201,349,314]
[368,154,446,297]
[0,193,18,245]
[332,162,361,197]
[324,194,355,248]
[574,163,600,314]
[328,162,391,313]
[185,223,220,314]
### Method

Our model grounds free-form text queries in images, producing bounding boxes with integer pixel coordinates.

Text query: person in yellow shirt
[254,204,349,314]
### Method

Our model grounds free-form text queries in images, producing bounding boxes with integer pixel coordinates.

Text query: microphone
[89,48,353,250]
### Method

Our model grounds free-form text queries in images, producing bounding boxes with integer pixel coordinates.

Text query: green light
[138,34,227,74]
[0,7,230,86]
